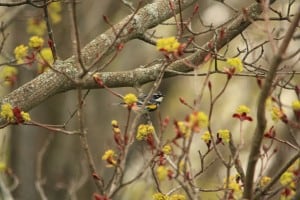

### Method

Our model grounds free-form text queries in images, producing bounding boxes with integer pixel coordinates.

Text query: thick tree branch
[0,0,196,112]
[0,0,275,121]
[78,0,276,90]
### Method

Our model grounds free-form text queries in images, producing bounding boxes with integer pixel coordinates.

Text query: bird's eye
[153,94,161,99]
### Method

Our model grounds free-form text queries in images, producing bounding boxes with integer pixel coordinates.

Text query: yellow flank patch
[146,104,157,110]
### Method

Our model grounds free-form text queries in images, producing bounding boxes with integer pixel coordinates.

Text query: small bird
[119,92,164,112]
[136,92,164,112]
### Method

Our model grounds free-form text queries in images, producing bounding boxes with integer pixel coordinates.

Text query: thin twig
[76,87,104,193]
[67,0,86,74]
[43,0,58,60]
[35,135,53,200]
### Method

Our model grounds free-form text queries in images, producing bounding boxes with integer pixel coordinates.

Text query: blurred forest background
[0,0,299,199]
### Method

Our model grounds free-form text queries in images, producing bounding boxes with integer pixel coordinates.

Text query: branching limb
[243,7,300,199]
[0,1,276,127]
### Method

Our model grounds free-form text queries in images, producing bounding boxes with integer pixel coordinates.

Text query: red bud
[92,173,101,180]
[193,4,199,15]
[169,1,175,10]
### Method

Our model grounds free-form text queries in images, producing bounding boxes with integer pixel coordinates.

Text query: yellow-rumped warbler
[137,92,164,112]
[120,92,164,112]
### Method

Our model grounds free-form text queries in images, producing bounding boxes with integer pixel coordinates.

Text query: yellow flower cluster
[177,121,191,137]
[226,57,244,73]
[156,166,168,181]
[236,105,250,114]
[26,2,61,36]
[21,111,31,122]
[228,179,242,194]
[271,106,284,122]
[162,144,172,155]
[14,44,28,63]
[279,159,299,199]
[260,176,271,187]
[0,66,18,86]
[1,66,17,78]
[101,149,115,160]
[169,194,186,200]
[292,100,300,111]
[136,124,155,140]
[123,93,138,106]
[29,36,44,48]
[152,193,168,200]
[0,103,14,121]
[201,131,211,143]
[27,18,47,36]
[101,149,117,167]
[218,129,230,143]
[0,103,31,123]
[152,193,186,200]
[38,47,54,73]
[174,112,209,141]
[190,111,209,128]
[280,171,295,188]
[48,2,62,24]
[225,175,242,199]
[13,36,55,74]
[201,130,231,144]
[156,37,180,53]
